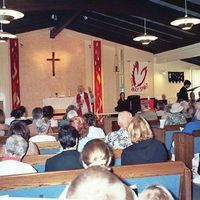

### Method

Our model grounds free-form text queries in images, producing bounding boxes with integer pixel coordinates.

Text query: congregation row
[0,97,199,199]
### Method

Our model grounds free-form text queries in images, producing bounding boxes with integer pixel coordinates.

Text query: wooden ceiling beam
[50,11,81,38]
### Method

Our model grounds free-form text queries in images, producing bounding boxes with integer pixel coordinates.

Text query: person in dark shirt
[45,125,83,172]
[121,115,168,165]
[115,92,129,112]
[178,80,199,102]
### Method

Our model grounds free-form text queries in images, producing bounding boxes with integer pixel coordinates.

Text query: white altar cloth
[43,97,75,110]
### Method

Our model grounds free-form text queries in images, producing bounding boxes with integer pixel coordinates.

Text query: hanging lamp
[0,23,16,42]
[133,18,158,45]
[170,0,200,30]
[0,0,24,24]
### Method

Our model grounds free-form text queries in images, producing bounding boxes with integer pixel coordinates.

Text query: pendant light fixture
[133,18,158,45]
[170,0,200,30]
[0,23,16,42]
[0,0,24,24]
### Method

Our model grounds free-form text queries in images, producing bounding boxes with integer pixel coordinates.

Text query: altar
[43,97,75,110]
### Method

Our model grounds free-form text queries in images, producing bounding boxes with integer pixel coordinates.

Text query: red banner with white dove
[93,41,103,113]
[130,61,148,93]
[10,39,21,109]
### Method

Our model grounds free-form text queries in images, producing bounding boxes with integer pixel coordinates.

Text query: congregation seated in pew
[28,107,43,137]
[45,125,83,172]
[0,135,37,176]
[165,103,187,126]
[105,111,132,149]
[122,116,168,165]
[6,121,39,156]
[29,117,56,142]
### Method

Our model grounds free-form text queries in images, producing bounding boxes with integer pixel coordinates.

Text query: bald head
[118,111,132,129]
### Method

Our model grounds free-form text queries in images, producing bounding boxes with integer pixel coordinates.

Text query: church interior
[0,0,200,199]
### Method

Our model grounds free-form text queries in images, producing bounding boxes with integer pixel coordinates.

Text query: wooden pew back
[174,130,200,169]
[0,161,191,200]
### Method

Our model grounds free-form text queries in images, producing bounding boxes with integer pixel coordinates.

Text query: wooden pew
[34,141,60,154]
[0,161,191,200]
[173,130,200,169]
[152,124,186,150]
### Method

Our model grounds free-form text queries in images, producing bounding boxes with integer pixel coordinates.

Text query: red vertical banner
[93,41,103,113]
[10,39,21,109]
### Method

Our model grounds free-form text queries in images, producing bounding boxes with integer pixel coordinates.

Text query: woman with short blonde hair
[122,115,168,165]
[128,115,153,143]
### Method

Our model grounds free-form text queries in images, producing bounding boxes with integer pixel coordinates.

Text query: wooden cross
[46,52,60,76]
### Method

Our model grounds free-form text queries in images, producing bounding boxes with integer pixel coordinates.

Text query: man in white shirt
[0,135,37,176]
[105,111,132,149]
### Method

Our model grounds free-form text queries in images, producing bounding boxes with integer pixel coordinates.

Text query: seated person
[121,116,168,165]
[66,166,135,200]
[161,94,168,105]
[28,107,43,136]
[115,92,129,112]
[70,116,91,152]
[29,118,56,142]
[165,102,186,126]
[0,109,9,136]
[59,105,78,127]
[139,185,174,200]
[43,105,58,127]
[105,111,132,149]
[45,125,83,172]
[136,102,158,121]
[11,106,32,125]
[6,121,39,156]
[156,101,166,118]
[0,135,37,176]
[81,139,113,168]
[83,112,105,139]
[183,102,200,134]
[180,101,192,119]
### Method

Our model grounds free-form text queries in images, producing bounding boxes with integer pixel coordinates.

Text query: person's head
[184,80,191,89]
[32,107,43,120]
[77,85,84,94]
[63,105,78,120]
[117,111,132,129]
[83,112,97,126]
[190,92,195,100]
[81,139,112,168]
[162,94,166,100]
[120,92,125,100]
[36,117,50,134]
[10,108,23,119]
[58,125,79,149]
[139,185,174,200]
[70,116,89,138]
[157,101,165,111]
[141,102,149,111]
[128,115,153,143]
[43,105,54,119]
[18,106,27,117]
[8,121,30,141]
[5,135,28,159]
[0,109,5,124]
[67,166,132,200]
[170,103,183,114]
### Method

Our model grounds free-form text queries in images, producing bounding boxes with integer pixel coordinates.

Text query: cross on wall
[46,52,60,76]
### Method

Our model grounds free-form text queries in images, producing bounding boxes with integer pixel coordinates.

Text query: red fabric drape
[10,39,20,109]
[93,41,103,113]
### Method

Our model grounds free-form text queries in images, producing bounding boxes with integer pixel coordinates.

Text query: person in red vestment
[75,85,94,116]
